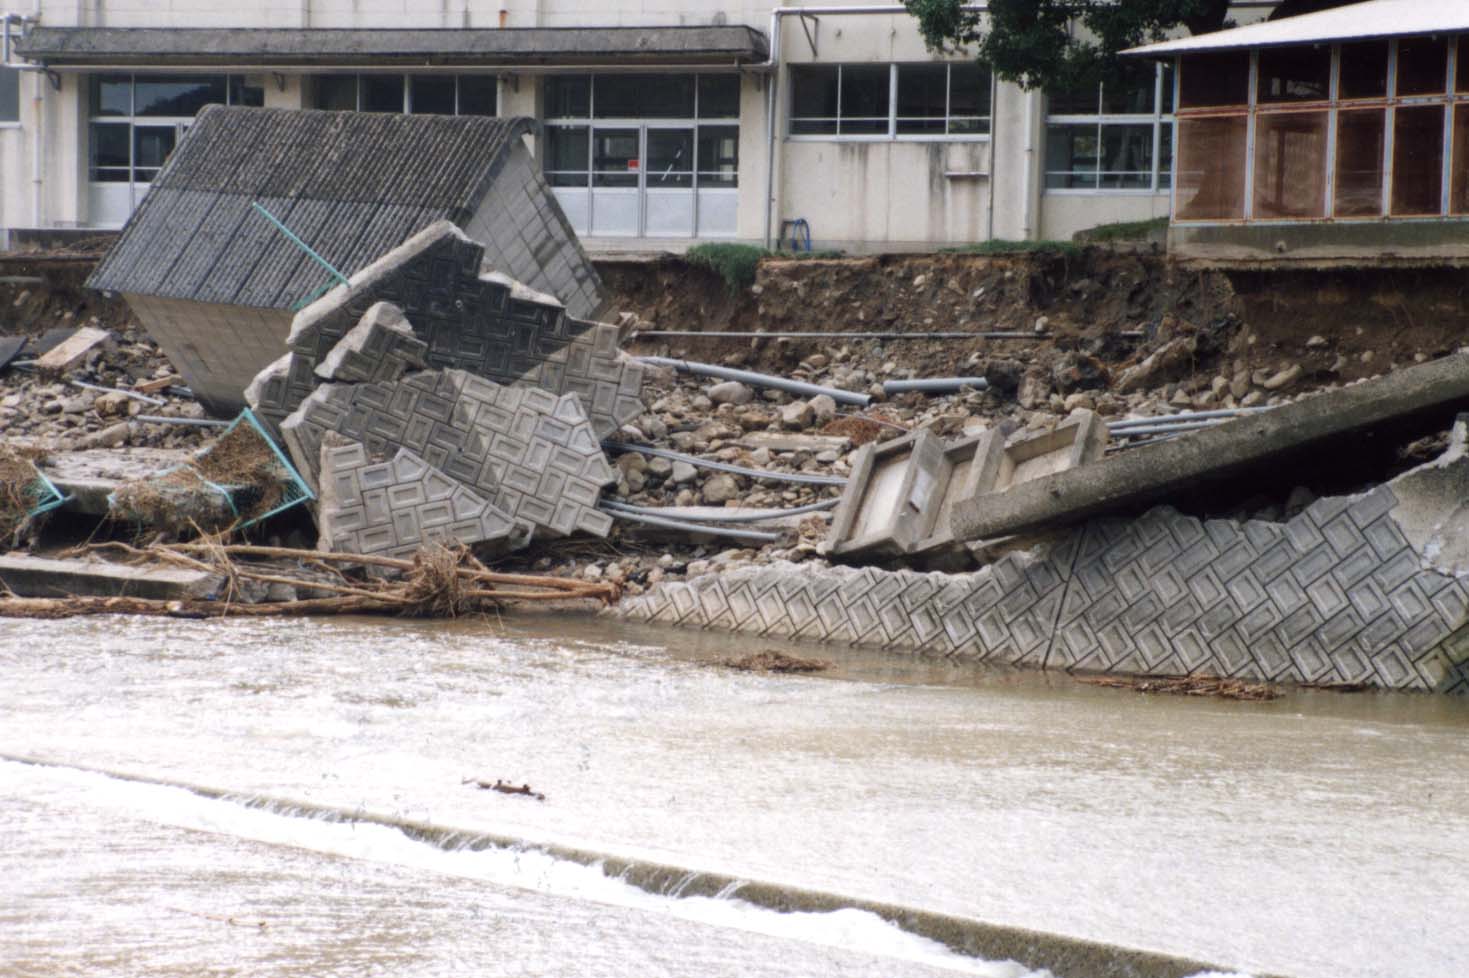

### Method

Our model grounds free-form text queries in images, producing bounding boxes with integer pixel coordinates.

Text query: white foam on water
[1,760,1047,978]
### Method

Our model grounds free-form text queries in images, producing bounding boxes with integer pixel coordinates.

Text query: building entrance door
[587,125,697,237]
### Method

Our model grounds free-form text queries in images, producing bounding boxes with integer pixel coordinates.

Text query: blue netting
[25,467,67,518]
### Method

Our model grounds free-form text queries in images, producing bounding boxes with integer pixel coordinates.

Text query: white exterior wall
[0,0,1272,248]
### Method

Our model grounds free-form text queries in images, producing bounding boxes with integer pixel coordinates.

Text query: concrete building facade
[0,1,1275,253]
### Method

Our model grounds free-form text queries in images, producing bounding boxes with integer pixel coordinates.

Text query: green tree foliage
[904,0,1354,93]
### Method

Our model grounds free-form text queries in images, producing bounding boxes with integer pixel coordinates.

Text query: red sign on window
[627,158,640,171]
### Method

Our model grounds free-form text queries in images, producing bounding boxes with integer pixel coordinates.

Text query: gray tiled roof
[17,26,769,66]
[88,106,535,309]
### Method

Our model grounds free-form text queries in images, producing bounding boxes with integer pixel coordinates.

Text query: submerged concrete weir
[0,753,1257,978]
[621,420,1469,694]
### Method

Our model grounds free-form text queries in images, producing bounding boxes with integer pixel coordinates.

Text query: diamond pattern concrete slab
[317,435,516,559]
[283,368,614,545]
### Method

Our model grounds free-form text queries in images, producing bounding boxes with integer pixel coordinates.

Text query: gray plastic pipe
[1108,407,1269,430]
[603,441,848,487]
[638,356,871,408]
[601,506,782,543]
[602,498,838,524]
[882,377,990,397]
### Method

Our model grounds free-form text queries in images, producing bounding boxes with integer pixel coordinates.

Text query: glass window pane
[135,75,225,117]
[646,129,693,187]
[1396,37,1447,97]
[697,75,740,118]
[360,75,404,113]
[1098,123,1155,187]
[1257,46,1331,103]
[896,63,947,128]
[457,75,497,116]
[133,125,177,172]
[1452,105,1469,214]
[545,76,590,117]
[1253,111,1328,218]
[595,74,693,118]
[90,122,130,171]
[90,75,132,117]
[790,65,839,123]
[593,128,639,171]
[1175,115,1248,219]
[949,62,991,122]
[840,64,890,124]
[1045,123,1100,189]
[1101,60,1158,114]
[409,75,456,115]
[1335,109,1385,217]
[1161,63,1175,114]
[1460,38,1469,94]
[545,125,589,172]
[0,66,18,122]
[790,118,838,135]
[229,77,265,108]
[1178,52,1249,109]
[313,75,357,111]
[697,124,739,184]
[1047,80,1098,116]
[1339,41,1388,100]
[1392,105,1445,215]
[1159,121,1174,189]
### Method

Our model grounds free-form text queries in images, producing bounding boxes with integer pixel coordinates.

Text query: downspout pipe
[759,4,989,250]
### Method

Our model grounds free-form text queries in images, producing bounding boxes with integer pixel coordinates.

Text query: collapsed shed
[86,105,604,414]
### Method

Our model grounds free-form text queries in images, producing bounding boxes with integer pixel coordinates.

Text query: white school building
[0,1,1279,253]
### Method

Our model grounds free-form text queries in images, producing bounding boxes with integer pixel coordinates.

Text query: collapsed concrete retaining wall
[619,423,1469,694]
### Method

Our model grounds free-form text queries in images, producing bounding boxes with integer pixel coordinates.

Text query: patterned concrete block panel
[244,352,322,438]
[285,221,642,439]
[314,302,428,385]
[317,435,516,559]
[282,368,614,544]
[622,425,1469,693]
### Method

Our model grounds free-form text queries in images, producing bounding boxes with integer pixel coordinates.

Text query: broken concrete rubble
[622,417,1469,694]
[0,553,221,600]
[313,301,428,385]
[249,221,643,441]
[316,435,516,559]
[951,351,1469,543]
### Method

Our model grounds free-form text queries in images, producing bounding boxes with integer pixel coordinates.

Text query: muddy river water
[2,613,1466,978]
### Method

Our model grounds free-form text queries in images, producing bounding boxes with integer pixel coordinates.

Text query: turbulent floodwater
[2,613,1467,978]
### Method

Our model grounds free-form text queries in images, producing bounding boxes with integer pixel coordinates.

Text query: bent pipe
[638,356,871,408]
[1,753,1270,978]
[882,377,990,397]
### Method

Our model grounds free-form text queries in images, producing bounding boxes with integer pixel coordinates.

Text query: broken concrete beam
[951,353,1469,542]
[282,368,614,544]
[992,410,1108,492]
[0,554,220,600]
[911,429,1006,556]
[822,428,948,559]
[40,447,191,515]
[34,327,112,376]
[740,431,853,454]
[316,435,517,559]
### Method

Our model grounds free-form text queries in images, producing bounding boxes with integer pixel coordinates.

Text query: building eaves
[1127,0,1469,56]
[14,25,769,68]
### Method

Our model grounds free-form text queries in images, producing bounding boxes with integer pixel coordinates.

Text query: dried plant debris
[0,444,53,540]
[463,777,546,801]
[1074,674,1282,701]
[721,650,832,674]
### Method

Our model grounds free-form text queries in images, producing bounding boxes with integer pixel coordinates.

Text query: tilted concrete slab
[622,419,1469,694]
[250,221,643,440]
[39,447,190,515]
[282,368,614,545]
[316,435,516,559]
[0,554,221,600]
[952,353,1469,542]
[991,410,1107,492]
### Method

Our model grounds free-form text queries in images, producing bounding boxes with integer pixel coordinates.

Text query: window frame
[541,73,742,193]
[786,62,993,143]
[308,73,499,116]
[1044,63,1175,195]
[1170,34,1469,225]
[86,72,262,186]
